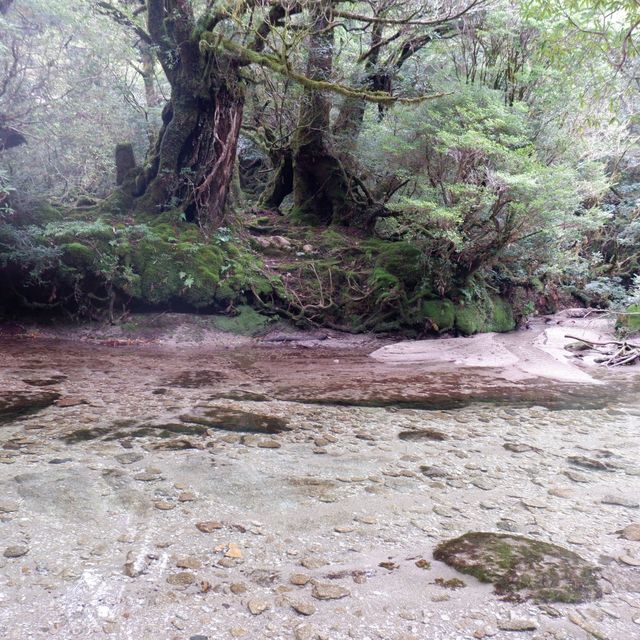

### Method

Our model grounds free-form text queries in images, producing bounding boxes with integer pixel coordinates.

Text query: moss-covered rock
[211,305,274,336]
[421,299,455,332]
[619,303,640,332]
[455,296,515,335]
[61,242,93,267]
[433,532,602,603]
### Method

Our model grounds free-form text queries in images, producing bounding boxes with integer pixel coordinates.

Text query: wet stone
[420,465,448,478]
[311,582,350,600]
[179,408,290,434]
[433,532,602,603]
[398,428,448,442]
[291,600,316,616]
[290,573,311,586]
[3,545,29,558]
[166,572,196,586]
[602,495,639,508]
[620,523,640,541]
[568,456,614,472]
[0,500,19,513]
[196,521,223,533]
[247,598,269,615]
[134,471,161,482]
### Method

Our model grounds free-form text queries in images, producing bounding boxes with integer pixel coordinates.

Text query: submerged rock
[0,390,60,424]
[433,531,602,603]
[180,408,290,434]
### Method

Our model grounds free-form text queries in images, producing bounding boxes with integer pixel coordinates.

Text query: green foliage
[361,83,609,300]
[0,206,278,315]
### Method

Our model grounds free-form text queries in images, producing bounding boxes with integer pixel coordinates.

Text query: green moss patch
[433,532,602,603]
[211,304,274,336]
[619,303,640,332]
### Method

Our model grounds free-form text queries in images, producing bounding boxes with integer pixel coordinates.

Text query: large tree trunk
[132,1,244,228]
[292,0,355,225]
[259,148,293,209]
[333,21,386,141]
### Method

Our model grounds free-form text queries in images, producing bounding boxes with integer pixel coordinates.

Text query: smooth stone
[247,598,269,615]
[311,583,350,600]
[166,572,196,586]
[497,618,538,631]
[196,521,223,532]
[621,523,640,541]
[3,545,29,558]
[602,495,639,508]
[153,500,175,510]
[291,600,316,616]
[290,573,311,586]
[115,452,143,465]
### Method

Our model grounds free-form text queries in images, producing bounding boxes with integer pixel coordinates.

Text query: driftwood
[565,334,640,367]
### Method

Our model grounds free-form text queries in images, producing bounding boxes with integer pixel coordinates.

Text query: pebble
[294,623,317,640]
[247,598,269,615]
[311,583,349,600]
[602,495,639,508]
[522,497,548,509]
[0,500,19,513]
[115,452,143,465]
[257,439,281,449]
[230,583,247,594]
[301,557,328,569]
[621,523,640,541]
[3,545,29,558]
[619,554,640,566]
[498,618,538,631]
[290,573,312,586]
[564,470,590,483]
[196,521,223,532]
[176,556,202,569]
[153,500,175,510]
[166,572,196,586]
[291,600,316,616]
[134,471,161,482]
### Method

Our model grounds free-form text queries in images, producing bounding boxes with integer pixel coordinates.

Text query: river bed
[1,316,639,640]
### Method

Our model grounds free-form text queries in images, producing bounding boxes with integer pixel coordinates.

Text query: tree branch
[203,35,448,105]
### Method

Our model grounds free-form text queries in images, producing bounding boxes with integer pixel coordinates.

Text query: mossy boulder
[619,303,640,332]
[61,242,94,267]
[211,305,274,336]
[455,296,515,335]
[421,299,455,332]
[433,532,602,603]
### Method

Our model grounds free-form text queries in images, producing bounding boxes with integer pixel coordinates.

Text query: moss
[433,532,602,604]
[421,299,455,332]
[455,302,483,335]
[486,296,515,332]
[619,303,640,332]
[61,242,94,267]
[455,296,515,335]
[211,304,274,336]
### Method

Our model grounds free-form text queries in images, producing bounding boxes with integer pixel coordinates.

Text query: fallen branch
[565,334,640,367]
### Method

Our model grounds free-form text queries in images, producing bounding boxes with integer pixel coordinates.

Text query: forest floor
[0,313,639,640]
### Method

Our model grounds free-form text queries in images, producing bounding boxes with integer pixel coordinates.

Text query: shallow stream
[1,335,639,640]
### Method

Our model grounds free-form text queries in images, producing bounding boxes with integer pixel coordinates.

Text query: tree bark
[292,0,355,225]
[132,1,244,228]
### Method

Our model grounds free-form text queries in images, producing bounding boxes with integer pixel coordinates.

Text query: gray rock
[311,582,350,600]
[3,545,29,558]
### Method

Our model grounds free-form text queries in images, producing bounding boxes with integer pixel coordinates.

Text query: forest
[4,4,640,638]
[1,0,640,335]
